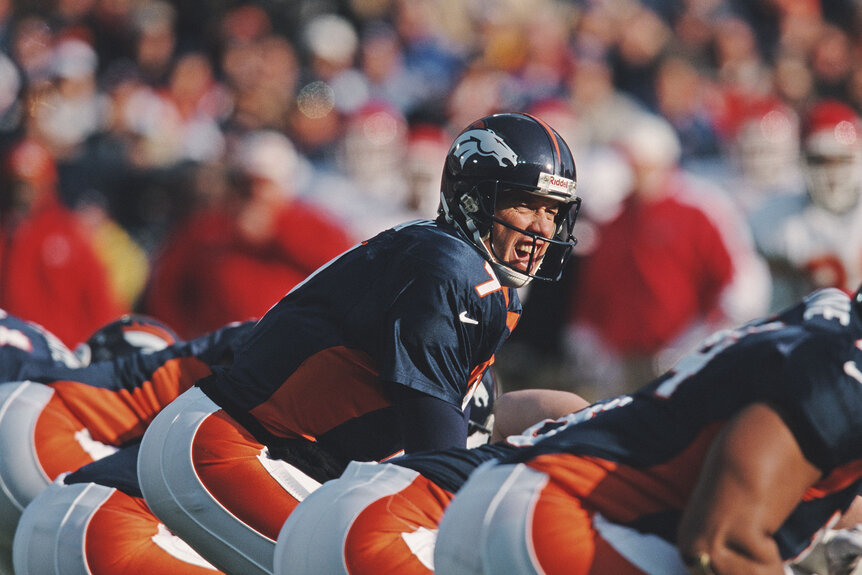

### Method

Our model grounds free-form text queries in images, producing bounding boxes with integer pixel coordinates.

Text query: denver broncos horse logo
[451,129,519,168]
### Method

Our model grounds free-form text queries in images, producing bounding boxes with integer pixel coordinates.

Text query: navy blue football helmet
[78,314,179,364]
[440,113,581,287]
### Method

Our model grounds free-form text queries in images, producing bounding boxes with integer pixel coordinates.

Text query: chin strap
[491,262,532,289]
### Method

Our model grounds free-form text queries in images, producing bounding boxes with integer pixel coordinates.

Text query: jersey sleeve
[772,337,862,472]
[17,323,253,392]
[182,320,256,365]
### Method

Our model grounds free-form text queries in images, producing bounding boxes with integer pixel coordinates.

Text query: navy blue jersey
[10,321,254,446]
[65,442,143,497]
[390,442,516,494]
[200,220,521,464]
[0,309,81,380]
[18,321,254,392]
[503,288,862,559]
[389,403,597,493]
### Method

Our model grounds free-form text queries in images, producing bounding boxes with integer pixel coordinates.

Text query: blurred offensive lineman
[433,286,862,575]
[0,317,253,574]
[136,112,583,575]
[11,377,513,575]
[0,309,83,575]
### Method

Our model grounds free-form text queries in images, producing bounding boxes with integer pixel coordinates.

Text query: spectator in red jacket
[0,138,123,347]
[566,113,770,399]
[145,130,355,338]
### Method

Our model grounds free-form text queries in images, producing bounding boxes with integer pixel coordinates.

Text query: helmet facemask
[438,113,580,287]
[800,101,862,215]
[803,151,862,214]
[445,179,580,287]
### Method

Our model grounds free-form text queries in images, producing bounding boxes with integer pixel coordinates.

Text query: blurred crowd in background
[2,0,862,402]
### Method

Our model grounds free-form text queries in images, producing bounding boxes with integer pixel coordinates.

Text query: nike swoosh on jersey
[844,361,862,384]
[459,311,479,325]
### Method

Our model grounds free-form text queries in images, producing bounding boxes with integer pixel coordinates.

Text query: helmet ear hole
[459,193,480,215]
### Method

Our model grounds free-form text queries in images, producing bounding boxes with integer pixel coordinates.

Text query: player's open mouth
[513,245,542,270]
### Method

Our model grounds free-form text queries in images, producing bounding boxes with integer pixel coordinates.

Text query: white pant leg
[13,478,220,575]
[438,461,690,575]
[0,379,121,575]
[139,386,302,575]
[12,477,113,575]
[477,466,690,575]
[473,463,549,575]
[433,462,521,575]
[0,380,49,575]
[275,461,429,575]
[0,381,54,548]
[0,379,117,538]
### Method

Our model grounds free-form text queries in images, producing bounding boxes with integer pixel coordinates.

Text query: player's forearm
[678,403,822,575]
[490,389,589,442]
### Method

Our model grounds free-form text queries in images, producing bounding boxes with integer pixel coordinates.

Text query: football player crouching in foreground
[277,287,862,575]
[431,286,862,575]
[134,112,582,575]
[0,316,253,574]
[0,308,95,575]
[11,384,577,575]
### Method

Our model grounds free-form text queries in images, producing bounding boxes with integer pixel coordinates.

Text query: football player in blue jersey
[0,312,172,575]
[135,112,583,575]
[429,286,862,575]
[0,310,83,574]
[9,384,543,575]
[0,317,254,575]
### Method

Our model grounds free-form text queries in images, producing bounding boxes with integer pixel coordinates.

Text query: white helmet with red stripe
[731,96,800,189]
[802,100,862,214]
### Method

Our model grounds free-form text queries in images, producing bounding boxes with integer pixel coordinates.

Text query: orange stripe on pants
[33,393,93,479]
[530,478,649,575]
[345,474,454,575]
[191,410,302,540]
[85,491,221,574]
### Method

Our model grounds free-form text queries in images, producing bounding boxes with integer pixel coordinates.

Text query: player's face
[488,189,561,275]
